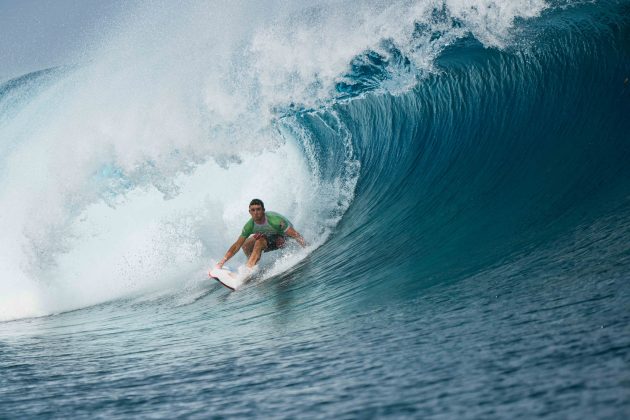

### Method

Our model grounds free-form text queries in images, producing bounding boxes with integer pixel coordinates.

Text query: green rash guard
[241,211,293,238]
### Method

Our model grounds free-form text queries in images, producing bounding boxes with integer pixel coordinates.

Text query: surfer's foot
[238,265,257,278]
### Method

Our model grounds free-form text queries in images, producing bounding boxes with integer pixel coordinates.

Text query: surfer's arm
[217,236,247,268]
[286,227,306,247]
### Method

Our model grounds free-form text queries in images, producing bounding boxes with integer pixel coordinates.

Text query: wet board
[209,267,244,291]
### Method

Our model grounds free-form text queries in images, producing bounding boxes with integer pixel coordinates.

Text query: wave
[311,0,630,301]
[1,0,629,321]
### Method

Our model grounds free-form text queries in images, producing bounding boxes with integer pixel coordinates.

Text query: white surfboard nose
[209,267,246,290]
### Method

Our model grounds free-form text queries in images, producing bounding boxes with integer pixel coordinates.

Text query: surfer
[215,199,306,271]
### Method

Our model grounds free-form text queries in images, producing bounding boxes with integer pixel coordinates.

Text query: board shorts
[253,233,286,252]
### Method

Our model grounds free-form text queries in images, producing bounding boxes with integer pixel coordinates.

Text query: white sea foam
[0,0,546,321]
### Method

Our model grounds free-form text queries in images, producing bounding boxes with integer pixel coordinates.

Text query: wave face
[1,1,630,418]
[314,0,630,302]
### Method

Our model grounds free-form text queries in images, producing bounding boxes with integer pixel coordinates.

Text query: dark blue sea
[1,1,630,418]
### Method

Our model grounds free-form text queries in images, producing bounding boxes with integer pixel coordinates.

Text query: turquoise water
[1,1,630,417]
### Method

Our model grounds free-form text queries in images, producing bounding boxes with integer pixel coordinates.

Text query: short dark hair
[249,198,265,209]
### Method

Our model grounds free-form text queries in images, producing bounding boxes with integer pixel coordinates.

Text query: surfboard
[209,267,244,291]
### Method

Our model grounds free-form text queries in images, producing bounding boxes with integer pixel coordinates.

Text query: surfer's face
[249,204,265,222]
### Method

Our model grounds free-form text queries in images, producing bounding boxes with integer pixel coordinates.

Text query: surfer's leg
[242,237,256,258]
[246,236,268,268]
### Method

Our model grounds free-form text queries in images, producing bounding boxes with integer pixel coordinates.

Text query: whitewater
[1,0,630,418]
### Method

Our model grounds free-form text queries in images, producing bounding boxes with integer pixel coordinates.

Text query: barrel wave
[311,1,630,302]
[1,1,630,418]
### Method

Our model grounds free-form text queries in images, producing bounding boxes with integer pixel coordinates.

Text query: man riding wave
[214,199,306,272]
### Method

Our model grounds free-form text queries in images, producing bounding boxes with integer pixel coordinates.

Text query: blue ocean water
[1,1,630,418]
